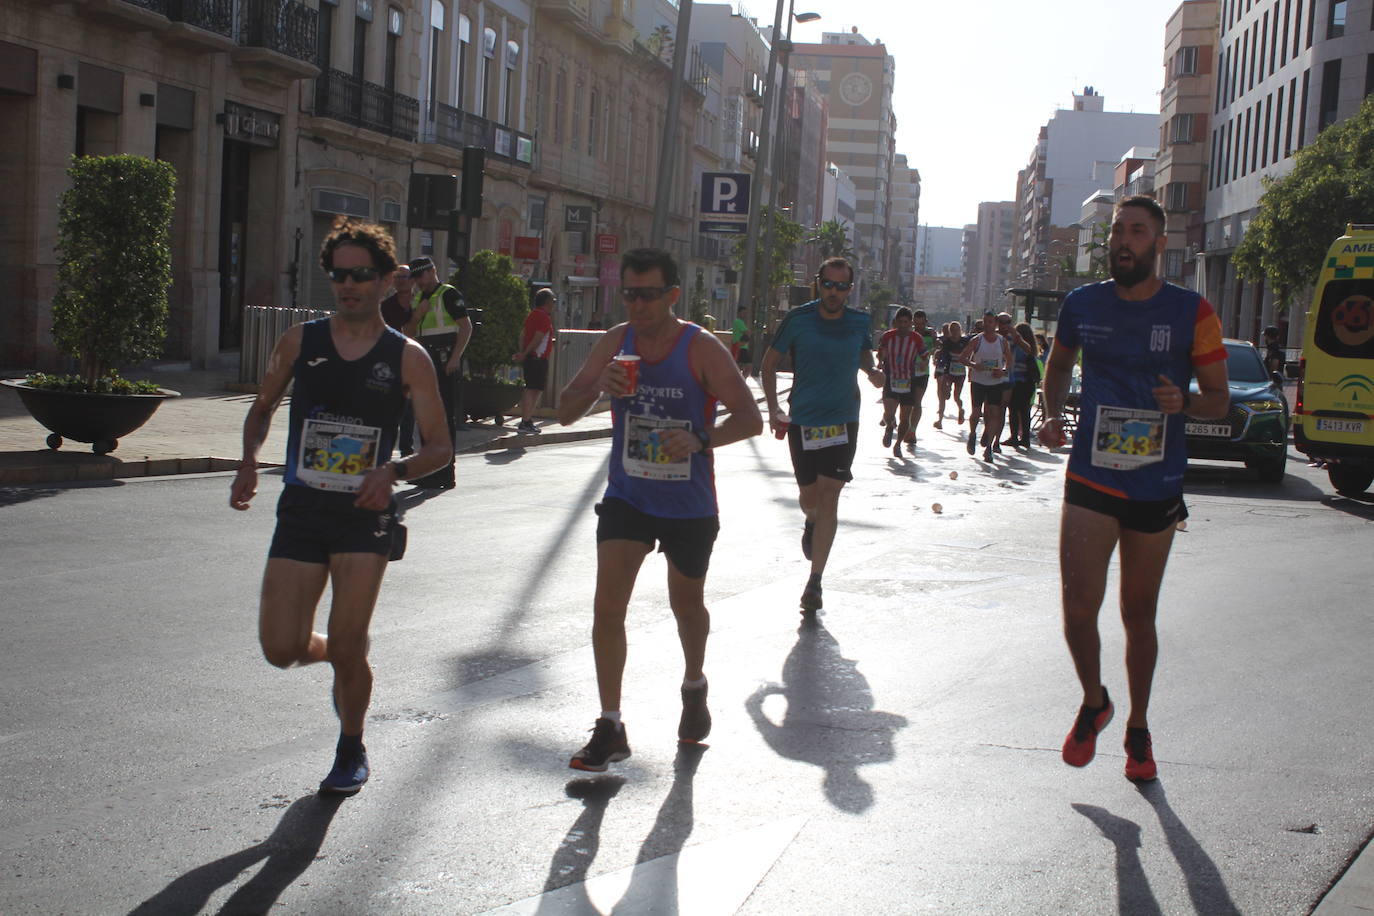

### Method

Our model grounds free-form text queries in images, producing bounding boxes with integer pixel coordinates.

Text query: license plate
[1315,418,1367,434]
[1185,422,1231,437]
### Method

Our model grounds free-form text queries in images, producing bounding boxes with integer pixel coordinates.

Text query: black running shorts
[522,355,549,391]
[970,381,1008,407]
[595,497,720,579]
[787,421,860,486]
[1064,478,1188,535]
[268,485,402,563]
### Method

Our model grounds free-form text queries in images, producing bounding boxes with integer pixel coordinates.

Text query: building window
[317,1,335,69]
[385,8,402,93]
[352,11,368,80]
[1175,46,1199,78]
[588,87,598,157]
[1171,112,1195,144]
[1166,181,1189,211]
[1274,84,1285,160]
[553,68,565,144]
[1164,248,1184,279]
[1327,0,1347,39]
[427,2,444,116]
[480,27,496,119]
[456,14,471,111]
[529,195,546,233]
[1282,0,1291,66]
[502,40,519,126]
[1319,57,1341,131]
[535,60,547,136]
[572,77,584,153]
[1366,53,1374,97]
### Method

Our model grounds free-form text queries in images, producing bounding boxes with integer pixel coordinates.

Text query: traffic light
[461,147,485,218]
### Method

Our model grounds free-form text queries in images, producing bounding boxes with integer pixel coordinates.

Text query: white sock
[682,676,707,690]
[600,710,622,725]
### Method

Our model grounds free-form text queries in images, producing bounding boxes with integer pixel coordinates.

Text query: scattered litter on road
[949,471,958,480]
[1176,521,1188,531]
[932,503,943,514]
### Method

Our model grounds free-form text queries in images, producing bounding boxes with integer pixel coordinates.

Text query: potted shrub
[2,154,179,454]
[454,249,528,422]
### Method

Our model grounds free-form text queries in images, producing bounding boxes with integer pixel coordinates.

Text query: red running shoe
[1124,727,1158,782]
[1062,688,1114,767]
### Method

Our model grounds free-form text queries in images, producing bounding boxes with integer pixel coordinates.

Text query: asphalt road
[2,393,1371,915]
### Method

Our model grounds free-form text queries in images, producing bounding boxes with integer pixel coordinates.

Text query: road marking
[476,816,806,915]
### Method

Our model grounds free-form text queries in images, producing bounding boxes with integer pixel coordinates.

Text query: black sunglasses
[327,266,381,283]
[621,286,675,302]
[819,279,853,291]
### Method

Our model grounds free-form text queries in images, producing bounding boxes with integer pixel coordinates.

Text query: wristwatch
[392,459,410,481]
[694,428,712,452]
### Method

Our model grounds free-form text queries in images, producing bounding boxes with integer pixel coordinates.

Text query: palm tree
[816,219,854,260]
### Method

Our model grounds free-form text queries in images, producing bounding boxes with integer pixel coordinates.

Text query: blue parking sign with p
[699,172,750,235]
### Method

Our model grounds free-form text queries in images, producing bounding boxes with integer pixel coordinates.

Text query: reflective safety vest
[414,283,461,337]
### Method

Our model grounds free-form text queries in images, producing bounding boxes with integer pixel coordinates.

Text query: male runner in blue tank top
[1039,196,1229,783]
[761,257,885,613]
[229,217,453,795]
[558,248,762,771]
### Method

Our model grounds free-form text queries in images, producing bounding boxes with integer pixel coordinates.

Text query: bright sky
[787,0,1191,228]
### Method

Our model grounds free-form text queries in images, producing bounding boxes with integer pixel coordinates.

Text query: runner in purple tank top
[557,248,762,772]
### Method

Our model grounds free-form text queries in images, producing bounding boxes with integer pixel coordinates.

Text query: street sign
[564,205,592,230]
[698,172,750,235]
[596,233,619,254]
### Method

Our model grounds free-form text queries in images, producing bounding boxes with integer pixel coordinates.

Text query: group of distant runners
[228,194,1228,793]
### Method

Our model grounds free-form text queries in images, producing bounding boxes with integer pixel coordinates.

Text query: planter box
[3,379,179,454]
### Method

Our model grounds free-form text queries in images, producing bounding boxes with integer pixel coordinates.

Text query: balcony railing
[167,0,233,37]
[240,0,317,63]
[423,102,533,167]
[315,69,418,141]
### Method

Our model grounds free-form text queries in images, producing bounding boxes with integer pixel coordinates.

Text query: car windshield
[1225,342,1269,383]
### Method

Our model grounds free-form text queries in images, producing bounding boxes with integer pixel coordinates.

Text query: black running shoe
[993,441,1003,454]
[570,718,631,772]
[882,426,894,448]
[678,682,711,744]
[800,580,823,612]
[319,747,370,795]
[983,445,994,462]
[892,440,902,457]
[801,521,815,561]
[966,431,977,454]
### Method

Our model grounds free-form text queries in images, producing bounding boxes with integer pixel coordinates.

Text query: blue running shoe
[319,748,370,795]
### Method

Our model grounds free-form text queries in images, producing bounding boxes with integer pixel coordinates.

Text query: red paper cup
[613,354,640,395]
[774,419,789,440]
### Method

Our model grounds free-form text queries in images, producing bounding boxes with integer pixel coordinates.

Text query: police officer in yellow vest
[404,256,472,489]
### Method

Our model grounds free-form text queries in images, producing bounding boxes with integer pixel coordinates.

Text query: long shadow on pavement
[1072,803,1163,916]
[127,793,344,916]
[536,775,626,909]
[745,620,907,814]
[616,743,707,913]
[1137,782,1243,916]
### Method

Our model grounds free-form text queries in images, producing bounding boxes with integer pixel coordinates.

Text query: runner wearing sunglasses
[761,257,884,613]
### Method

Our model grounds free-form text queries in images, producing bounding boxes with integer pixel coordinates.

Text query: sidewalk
[0,359,774,486]
[0,359,618,486]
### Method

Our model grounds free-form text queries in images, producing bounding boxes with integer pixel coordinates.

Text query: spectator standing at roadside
[732,308,753,377]
[1263,326,1286,376]
[404,256,471,488]
[512,288,557,434]
[381,264,416,456]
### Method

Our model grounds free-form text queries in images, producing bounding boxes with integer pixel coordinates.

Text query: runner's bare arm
[1037,338,1077,447]
[1154,360,1228,420]
[760,346,789,433]
[659,333,762,459]
[558,325,629,425]
[351,341,452,509]
[859,348,884,388]
[230,324,302,510]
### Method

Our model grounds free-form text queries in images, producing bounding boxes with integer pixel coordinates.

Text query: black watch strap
[695,428,711,451]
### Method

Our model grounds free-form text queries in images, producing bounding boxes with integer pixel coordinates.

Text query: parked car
[1185,339,1289,482]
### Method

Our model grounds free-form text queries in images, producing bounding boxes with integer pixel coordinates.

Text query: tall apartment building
[891,153,920,300]
[961,200,1016,315]
[790,28,898,295]
[1201,0,1374,343]
[1012,88,1159,293]
[1155,0,1219,291]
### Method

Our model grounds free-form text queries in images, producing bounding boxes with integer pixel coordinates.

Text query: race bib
[801,424,849,450]
[623,413,692,480]
[888,376,912,394]
[297,418,381,492]
[1092,405,1166,470]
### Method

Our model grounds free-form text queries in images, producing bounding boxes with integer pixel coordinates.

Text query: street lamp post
[758,6,820,324]
[735,0,787,330]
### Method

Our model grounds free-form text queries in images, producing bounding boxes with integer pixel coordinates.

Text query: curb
[0,456,252,487]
